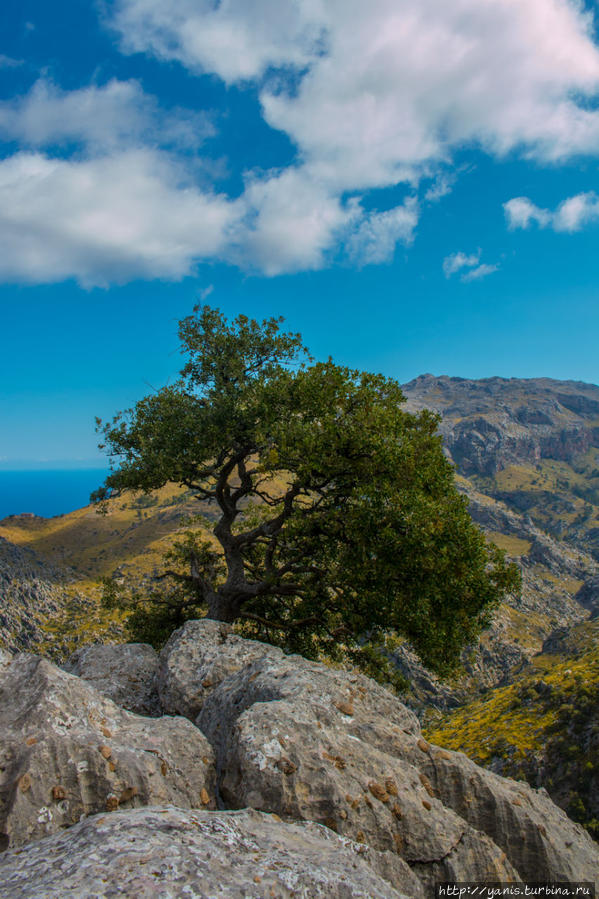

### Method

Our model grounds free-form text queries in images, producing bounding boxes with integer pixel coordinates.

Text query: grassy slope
[0,484,213,656]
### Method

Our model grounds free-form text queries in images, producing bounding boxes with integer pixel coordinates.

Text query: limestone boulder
[0,806,424,899]
[153,622,599,890]
[64,642,160,716]
[157,618,284,719]
[196,651,519,890]
[392,734,599,885]
[0,653,216,849]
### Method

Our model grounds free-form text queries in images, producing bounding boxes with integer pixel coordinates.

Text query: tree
[94,305,519,679]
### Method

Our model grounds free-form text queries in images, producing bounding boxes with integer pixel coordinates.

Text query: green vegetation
[426,620,599,840]
[95,306,519,680]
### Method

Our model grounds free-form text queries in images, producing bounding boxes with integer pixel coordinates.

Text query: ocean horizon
[0,469,109,521]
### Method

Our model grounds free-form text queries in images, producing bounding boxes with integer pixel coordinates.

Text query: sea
[0,469,109,521]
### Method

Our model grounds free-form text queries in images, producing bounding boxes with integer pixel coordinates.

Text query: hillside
[400,374,599,836]
[0,484,213,657]
[403,374,599,559]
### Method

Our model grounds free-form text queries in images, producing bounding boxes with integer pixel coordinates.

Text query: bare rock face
[0,806,424,899]
[156,621,599,891]
[0,653,216,849]
[157,618,284,719]
[64,642,160,716]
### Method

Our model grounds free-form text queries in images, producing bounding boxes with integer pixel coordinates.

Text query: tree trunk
[205,591,240,623]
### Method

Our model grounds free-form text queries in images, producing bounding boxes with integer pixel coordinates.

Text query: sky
[2,0,599,467]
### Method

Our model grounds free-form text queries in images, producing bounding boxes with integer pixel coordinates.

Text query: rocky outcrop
[0,536,66,652]
[2,625,599,896]
[402,375,599,476]
[159,621,599,890]
[64,642,161,716]
[157,618,276,719]
[0,653,216,849]
[0,805,423,899]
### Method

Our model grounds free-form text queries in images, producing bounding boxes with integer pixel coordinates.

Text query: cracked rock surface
[0,653,216,848]
[0,805,423,899]
[3,622,599,897]
[160,621,599,891]
[64,642,161,717]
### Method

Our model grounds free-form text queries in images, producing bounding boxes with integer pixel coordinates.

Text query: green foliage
[427,641,599,841]
[95,305,520,678]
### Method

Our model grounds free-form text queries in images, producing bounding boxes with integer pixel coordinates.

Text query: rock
[575,576,599,618]
[0,653,216,848]
[195,650,517,890]
[399,740,599,886]
[0,536,67,653]
[0,805,424,898]
[64,642,160,716]
[0,649,12,672]
[157,618,285,719]
[155,624,599,890]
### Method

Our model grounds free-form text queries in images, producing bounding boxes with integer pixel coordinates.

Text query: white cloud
[111,0,599,187]
[461,262,499,283]
[109,0,326,84]
[503,197,552,230]
[554,192,599,232]
[102,0,599,283]
[424,173,455,203]
[4,0,599,285]
[347,198,419,266]
[443,250,498,283]
[0,55,23,69]
[443,250,481,278]
[229,168,359,276]
[0,78,214,153]
[0,151,238,286]
[504,192,599,233]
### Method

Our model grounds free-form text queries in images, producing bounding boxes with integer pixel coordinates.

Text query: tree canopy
[94,305,520,680]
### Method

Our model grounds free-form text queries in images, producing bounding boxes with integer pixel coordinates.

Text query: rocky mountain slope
[0,532,74,653]
[400,374,599,837]
[426,616,599,841]
[1,621,598,897]
[390,376,599,706]
[0,484,204,657]
[403,374,599,558]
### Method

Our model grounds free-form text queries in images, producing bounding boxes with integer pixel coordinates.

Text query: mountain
[2,374,599,841]
[403,374,599,558]
[0,484,209,657]
[400,374,599,838]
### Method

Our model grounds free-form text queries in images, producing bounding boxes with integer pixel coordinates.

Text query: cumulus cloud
[503,197,552,230]
[0,78,214,153]
[443,250,498,283]
[5,0,599,285]
[109,0,326,84]
[0,151,238,286]
[504,192,599,233]
[347,199,419,266]
[111,0,599,184]
[229,168,360,276]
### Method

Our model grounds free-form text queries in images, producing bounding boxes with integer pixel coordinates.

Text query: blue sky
[2,0,599,467]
